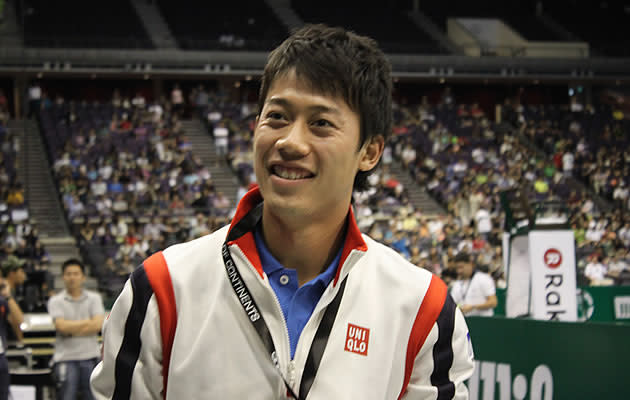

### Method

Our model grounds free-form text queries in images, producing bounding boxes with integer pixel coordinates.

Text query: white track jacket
[91,188,474,399]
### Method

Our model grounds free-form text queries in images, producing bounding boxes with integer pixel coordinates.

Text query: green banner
[466,316,630,399]
[495,286,630,323]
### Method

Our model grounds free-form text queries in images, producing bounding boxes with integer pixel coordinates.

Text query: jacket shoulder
[362,234,436,285]
[158,225,229,278]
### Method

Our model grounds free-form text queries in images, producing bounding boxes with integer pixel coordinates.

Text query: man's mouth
[271,165,315,180]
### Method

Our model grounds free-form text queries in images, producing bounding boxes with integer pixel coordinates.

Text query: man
[27,81,41,118]
[450,253,497,317]
[48,259,105,400]
[92,25,474,399]
[583,255,612,286]
[1,256,26,343]
[0,259,26,400]
[213,120,230,164]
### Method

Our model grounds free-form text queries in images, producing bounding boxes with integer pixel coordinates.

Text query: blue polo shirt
[254,225,342,359]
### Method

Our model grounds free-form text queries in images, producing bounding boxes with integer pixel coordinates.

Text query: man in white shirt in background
[450,252,497,316]
[212,121,230,165]
[474,206,492,241]
[584,255,613,286]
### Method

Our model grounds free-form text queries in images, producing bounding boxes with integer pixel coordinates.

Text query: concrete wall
[447,18,481,57]
[448,18,589,58]
[525,41,590,58]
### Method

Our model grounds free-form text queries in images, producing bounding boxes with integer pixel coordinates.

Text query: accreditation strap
[223,203,347,399]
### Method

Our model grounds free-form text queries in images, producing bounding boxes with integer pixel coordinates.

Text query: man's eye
[266,112,285,120]
[313,119,333,128]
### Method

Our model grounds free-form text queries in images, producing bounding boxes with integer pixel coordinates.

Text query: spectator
[143,216,166,242]
[27,81,42,118]
[171,84,184,117]
[212,121,229,165]
[90,176,107,198]
[212,191,230,215]
[608,250,629,282]
[6,184,25,207]
[584,255,612,286]
[131,92,146,109]
[48,259,105,400]
[562,150,574,177]
[450,252,497,316]
[0,273,24,399]
[474,205,492,240]
[194,85,209,117]
[1,256,25,343]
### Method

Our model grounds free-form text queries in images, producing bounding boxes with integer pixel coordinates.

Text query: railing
[24,35,153,50]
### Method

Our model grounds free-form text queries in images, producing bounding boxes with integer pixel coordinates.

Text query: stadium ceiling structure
[0,47,629,84]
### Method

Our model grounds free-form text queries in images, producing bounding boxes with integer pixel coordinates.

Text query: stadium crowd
[208,89,630,289]
[0,96,52,314]
[31,85,630,303]
[38,89,232,297]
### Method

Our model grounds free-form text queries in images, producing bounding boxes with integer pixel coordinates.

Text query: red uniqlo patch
[344,323,370,356]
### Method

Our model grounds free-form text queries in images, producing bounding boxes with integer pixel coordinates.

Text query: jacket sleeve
[402,297,475,399]
[90,271,164,400]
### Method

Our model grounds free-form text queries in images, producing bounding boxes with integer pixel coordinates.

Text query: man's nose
[276,121,310,159]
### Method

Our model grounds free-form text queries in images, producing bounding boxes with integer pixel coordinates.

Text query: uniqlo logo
[344,323,370,356]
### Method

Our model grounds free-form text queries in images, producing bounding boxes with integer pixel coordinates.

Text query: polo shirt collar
[254,223,342,288]
[63,290,86,301]
[227,186,367,286]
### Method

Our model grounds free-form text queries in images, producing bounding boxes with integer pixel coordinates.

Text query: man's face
[9,268,27,285]
[254,71,382,222]
[455,261,474,279]
[62,264,85,291]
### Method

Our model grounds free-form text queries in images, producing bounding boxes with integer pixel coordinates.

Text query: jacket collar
[226,187,367,285]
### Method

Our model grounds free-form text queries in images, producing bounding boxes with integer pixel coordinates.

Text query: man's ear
[359,135,385,171]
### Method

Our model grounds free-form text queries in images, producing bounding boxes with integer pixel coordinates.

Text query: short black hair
[62,258,85,274]
[258,24,393,191]
[454,252,472,263]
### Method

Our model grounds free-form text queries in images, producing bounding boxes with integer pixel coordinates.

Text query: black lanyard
[460,271,477,302]
[222,203,347,399]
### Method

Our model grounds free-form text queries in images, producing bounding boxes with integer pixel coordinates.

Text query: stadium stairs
[130,0,178,49]
[513,126,613,214]
[264,0,304,32]
[11,119,95,290]
[182,119,239,206]
[389,159,446,217]
[0,0,24,48]
[406,10,462,55]
[536,10,583,43]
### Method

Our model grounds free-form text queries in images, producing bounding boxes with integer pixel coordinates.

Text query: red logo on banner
[345,323,370,356]
[544,248,562,268]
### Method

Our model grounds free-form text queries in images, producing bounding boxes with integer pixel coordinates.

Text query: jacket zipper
[291,251,360,384]
[234,245,364,396]
[233,246,294,390]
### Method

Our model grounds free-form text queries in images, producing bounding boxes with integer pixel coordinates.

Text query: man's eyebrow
[264,97,342,116]
[265,97,291,108]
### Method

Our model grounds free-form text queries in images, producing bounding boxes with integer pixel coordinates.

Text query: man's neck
[67,288,83,299]
[261,206,348,287]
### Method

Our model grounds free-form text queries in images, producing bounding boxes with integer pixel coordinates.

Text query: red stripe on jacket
[143,251,177,399]
[397,275,448,399]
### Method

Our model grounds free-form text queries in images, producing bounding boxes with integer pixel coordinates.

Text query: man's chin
[264,195,312,219]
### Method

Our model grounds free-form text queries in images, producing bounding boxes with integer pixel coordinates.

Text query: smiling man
[91,25,474,399]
